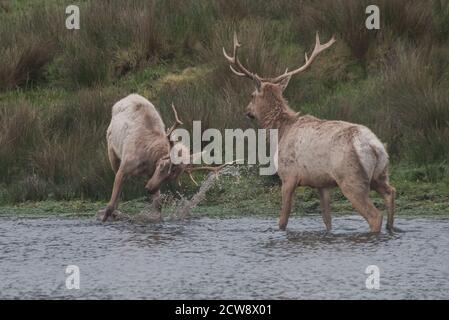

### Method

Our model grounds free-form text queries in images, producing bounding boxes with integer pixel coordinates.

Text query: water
[1,215,448,299]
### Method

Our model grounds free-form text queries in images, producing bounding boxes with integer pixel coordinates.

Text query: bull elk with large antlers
[100,94,226,222]
[224,33,396,233]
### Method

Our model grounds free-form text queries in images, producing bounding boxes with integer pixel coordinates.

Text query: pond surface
[0,215,448,299]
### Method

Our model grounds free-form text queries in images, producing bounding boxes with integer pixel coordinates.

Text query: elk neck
[258,88,298,138]
[139,131,171,161]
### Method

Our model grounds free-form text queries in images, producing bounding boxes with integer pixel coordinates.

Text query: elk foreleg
[150,189,162,214]
[102,168,125,222]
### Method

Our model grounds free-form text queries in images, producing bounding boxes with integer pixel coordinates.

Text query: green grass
[0,0,448,214]
[1,165,448,218]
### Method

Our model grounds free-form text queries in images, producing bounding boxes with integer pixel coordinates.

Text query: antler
[185,159,241,185]
[268,32,336,83]
[223,32,262,88]
[166,103,183,138]
[223,32,335,86]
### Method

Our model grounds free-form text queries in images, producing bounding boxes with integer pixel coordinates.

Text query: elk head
[223,32,336,124]
[145,104,231,193]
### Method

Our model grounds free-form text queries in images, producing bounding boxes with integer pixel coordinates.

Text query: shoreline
[1,166,448,219]
[1,198,447,219]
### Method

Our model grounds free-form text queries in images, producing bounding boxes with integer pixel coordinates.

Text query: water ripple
[0,215,448,299]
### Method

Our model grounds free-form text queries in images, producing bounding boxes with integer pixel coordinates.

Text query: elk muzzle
[145,180,160,195]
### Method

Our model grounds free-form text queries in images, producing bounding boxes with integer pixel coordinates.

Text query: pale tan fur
[101,94,189,222]
[247,83,396,232]
[224,33,396,233]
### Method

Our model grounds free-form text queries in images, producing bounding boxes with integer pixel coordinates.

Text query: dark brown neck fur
[258,85,298,136]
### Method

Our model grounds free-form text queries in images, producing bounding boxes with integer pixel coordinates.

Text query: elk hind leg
[279,177,297,231]
[371,176,396,232]
[318,188,332,231]
[338,181,383,233]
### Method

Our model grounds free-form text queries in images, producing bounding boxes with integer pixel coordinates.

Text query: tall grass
[0,0,448,202]
[314,42,449,168]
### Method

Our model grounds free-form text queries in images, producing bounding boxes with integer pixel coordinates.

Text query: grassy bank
[1,165,448,218]
[0,0,448,215]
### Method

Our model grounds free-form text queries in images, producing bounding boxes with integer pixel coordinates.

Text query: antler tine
[223,32,262,87]
[314,32,336,54]
[186,164,227,174]
[222,32,240,64]
[229,65,246,77]
[187,171,199,186]
[269,32,336,83]
[185,159,241,181]
[166,103,183,138]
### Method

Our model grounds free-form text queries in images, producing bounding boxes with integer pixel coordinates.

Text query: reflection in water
[0,215,448,299]
[283,229,399,246]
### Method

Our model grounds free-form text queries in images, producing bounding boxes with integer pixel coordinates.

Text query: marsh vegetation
[0,0,448,215]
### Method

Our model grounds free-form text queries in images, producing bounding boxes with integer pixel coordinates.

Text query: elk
[100,93,225,222]
[223,33,396,233]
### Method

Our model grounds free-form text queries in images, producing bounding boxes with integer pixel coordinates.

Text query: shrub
[0,102,42,181]
[0,39,55,91]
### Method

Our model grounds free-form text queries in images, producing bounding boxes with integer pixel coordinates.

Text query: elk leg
[279,178,297,231]
[150,189,162,214]
[372,178,396,232]
[318,188,332,231]
[338,182,383,233]
[108,146,121,173]
[102,168,125,222]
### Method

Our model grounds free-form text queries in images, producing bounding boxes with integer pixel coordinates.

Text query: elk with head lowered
[100,94,226,222]
[223,33,396,233]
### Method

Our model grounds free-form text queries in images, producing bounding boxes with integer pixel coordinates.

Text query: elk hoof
[97,209,122,222]
[278,220,287,231]
[147,213,163,223]
[386,225,403,233]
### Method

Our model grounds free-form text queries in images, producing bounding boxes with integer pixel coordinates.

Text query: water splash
[168,172,218,220]
[101,166,239,223]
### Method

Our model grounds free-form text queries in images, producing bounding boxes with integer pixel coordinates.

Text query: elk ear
[278,75,292,92]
